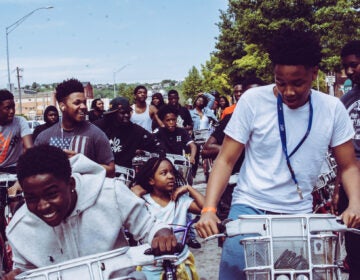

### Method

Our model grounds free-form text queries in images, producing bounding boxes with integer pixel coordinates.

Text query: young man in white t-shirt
[196,28,360,280]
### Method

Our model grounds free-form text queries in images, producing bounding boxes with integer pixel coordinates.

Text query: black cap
[104,97,132,115]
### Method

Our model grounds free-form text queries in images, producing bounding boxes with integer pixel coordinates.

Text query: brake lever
[204,233,226,242]
[336,216,360,235]
[203,218,232,242]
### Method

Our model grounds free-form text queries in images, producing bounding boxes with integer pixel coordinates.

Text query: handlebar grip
[144,243,184,256]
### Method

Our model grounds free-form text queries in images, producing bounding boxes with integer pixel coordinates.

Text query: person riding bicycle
[3,145,178,280]
[32,105,59,142]
[135,156,204,280]
[88,98,104,123]
[167,90,193,134]
[0,90,33,174]
[130,85,164,132]
[34,78,115,177]
[154,105,200,249]
[195,28,360,280]
[0,89,33,273]
[336,40,360,280]
[154,105,197,166]
[94,97,165,169]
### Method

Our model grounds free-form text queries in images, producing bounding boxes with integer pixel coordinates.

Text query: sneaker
[187,238,201,249]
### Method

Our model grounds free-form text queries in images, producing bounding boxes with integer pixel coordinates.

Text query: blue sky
[0,0,228,88]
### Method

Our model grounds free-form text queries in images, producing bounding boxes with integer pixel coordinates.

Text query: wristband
[201,207,217,214]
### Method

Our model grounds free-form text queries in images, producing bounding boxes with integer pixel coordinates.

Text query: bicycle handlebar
[204,214,360,242]
[144,216,200,256]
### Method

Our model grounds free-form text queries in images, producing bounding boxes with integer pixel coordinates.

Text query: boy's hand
[189,156,195,164]
[171,185,188,201]
[130,184,147,197]
[195,211,221,238]
[1,268,22,280]
[151,229,177,255]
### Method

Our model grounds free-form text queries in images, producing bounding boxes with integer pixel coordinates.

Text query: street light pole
[6,6,54,90]
[113,64,130,98]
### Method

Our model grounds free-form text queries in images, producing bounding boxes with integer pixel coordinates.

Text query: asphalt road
[191,171,222,280]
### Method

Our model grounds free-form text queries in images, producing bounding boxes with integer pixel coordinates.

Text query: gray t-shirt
[0,116,32,169]
[35,121,114,165]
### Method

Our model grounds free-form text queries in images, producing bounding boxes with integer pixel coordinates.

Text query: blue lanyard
[277,93,313,199]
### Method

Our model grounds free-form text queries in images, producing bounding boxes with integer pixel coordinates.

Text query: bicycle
[193,129,212,181]
[205,214,360,280]
[14,216,200,280]
[144,216,200,280]
[115,165,136,188]
[0,172,23,274]
[165,153,192,185]
[312,152,337,214]
[14,243,174,280]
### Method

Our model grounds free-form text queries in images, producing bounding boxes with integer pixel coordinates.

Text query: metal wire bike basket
[227,214,349,280]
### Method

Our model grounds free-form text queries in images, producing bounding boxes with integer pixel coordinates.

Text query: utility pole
[113,64,130,98]
[16,67,23,115]
[326,72,336,96]
[6,6,54,89]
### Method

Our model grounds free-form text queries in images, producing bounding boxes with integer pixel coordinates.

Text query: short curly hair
[55,78,84,103]
[158,105,178,120]
[133,85,147,95]
[0,89,14,103]
[341,40,360,58]
[268,28,322,68]
[17,145,72,185]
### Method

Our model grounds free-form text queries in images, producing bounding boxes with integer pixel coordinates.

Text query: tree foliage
[181,66,203,100]
[201,55,232,96]
[212,0,360,84]
[117,83,136,102]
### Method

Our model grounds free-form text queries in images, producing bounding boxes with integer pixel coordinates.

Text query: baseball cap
[104,97,132,115]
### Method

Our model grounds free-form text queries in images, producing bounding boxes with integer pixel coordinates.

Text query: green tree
[117,83,135,102]
[161,79,177,87]
[201,55,231,96]
[31,82,40,91]
[181,66,203,100]
[215,0,360,82]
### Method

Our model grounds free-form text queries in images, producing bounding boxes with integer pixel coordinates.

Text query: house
[82,82,94,99]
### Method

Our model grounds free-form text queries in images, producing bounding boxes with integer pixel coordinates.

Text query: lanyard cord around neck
[277,92,313,199]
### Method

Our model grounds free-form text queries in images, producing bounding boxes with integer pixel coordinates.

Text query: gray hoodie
[6,154,166,271]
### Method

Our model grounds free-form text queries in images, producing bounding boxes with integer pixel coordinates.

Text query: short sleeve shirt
[35,121,114,165]
[155,127,193,155]
[0,116,31,168]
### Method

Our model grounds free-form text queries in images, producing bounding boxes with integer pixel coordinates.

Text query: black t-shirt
[95,119,165,168]
[211,114,244,174]
[172,105,193,128]
[88,110,104,123]
[155,127,193,155]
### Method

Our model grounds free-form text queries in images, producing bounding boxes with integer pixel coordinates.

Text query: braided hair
[133,156,186,193]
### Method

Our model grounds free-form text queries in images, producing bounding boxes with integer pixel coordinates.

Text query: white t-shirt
[142,193,193,268]
[225,84,354,213]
